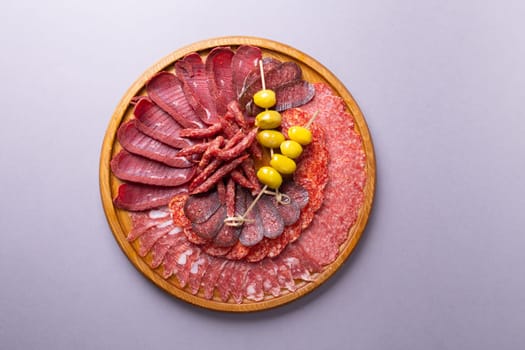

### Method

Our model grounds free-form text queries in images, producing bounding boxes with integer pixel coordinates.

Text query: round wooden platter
[99,36,376,312]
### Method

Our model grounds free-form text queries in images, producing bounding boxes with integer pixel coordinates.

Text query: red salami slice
[275,259,296,292]
[231,45,261,97]
[225,241,250,260]
[146,71,204,129]
[201,258,228,300]
[175,247,199,288]
[216,261,235,302]
[115,183,188,212]
[162,240,192,279]
[230,262,250,303]
[183,190,221,224]
[117,119,193,168]
[128,208,171,241]
[202,244,232,257]
[244,263,265,302]
[150,231,185,268]
[133,97,195,149]
[183,227,208,245]
[188,254,210,295]
[261,259,281,297]
[110,150,196,187]
[139,223,180,257]
[245,239,270,263]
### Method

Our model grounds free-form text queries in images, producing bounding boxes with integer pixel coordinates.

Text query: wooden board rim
[99,36,376,312]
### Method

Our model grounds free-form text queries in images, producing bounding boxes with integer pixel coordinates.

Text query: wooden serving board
[99,36,376,312]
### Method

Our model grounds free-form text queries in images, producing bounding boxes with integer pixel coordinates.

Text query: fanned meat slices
[247,80,315,115]
[183,190,221,224]
[175,53,218,125]
[139,224,181,257]
[117,119,193,168]
[257,195,284,239]
[146,72,204,129]
[128,208,171,241]
[133,97,195,149]
[188,254,210,295]
[191,205,226,240]
[151,231,185,268]
[205,47,235,115]
[111,150,196,187]
[231,45,262,97]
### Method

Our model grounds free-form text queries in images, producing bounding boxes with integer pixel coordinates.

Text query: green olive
[256,166,282,189]
[270,154,297,175]
[253,89,276,109]
[287,126,312,145]
[257,130,285,149]
[255,110,282,129]
[279,140,303,159]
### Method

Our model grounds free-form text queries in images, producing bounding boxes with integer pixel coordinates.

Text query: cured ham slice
[230,262,250,303]
[146,72,204,129]
[115,183,189,212]
[201,258,227,299]
[175,53,218,125]
[139,224,181,257]
[134,97,195,149]
[127,208,171,240]
[111,150,196,187]
[257,195,284,239]
[205,47,235,115]
[216,261,235,302]
[117,119,193,168]
[151,231,185,268]
[231,45,261,97]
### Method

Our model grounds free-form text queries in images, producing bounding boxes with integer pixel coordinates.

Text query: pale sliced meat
[150,231,185,268]
[127,208,171,240]
[188,254,210,295]
[139,224,181,257]
[201,258,228,300]
[244,263,265,302]
[231,45,261,97]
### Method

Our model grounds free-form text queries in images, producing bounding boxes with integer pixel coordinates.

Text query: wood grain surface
[99,36,376,312]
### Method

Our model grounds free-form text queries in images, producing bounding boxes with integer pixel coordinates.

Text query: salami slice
[150,231,185,268]
[261,259,281,297]
[216,261,235,302]
[191,205,226,240]
[183,190,221,224]
[244,263,265,302]
[230,262,250,303]
[238,204,264,247]
[139,223,180,257]
[201,258,228,299]
[128,208,171,241]
[188,254,210,295]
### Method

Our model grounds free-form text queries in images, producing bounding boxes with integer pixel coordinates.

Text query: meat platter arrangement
[99,37,375,312]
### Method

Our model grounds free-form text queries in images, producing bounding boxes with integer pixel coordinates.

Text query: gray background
[1,0,524,349]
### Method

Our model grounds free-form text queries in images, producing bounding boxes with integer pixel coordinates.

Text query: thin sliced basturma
[205,47,235,115]
[175,53,218,125]
[146,72,204,128]
[231,45,261,97]
[183,190,221,224]
[111,150,196,187]
[191,205,226,240]
[238,61,303,108]
[117,119,193,168]
[274,80,315,111]
[115,183,188,212]
[133,97,195,149]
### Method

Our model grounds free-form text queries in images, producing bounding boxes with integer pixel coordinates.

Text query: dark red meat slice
[214,182,243,247]
[230,262,250,303]
[231,45,261,97]
[111,150,196,187]
[191,205,226,240]
[280,181,309,209]
[216,261,235,302]
[201,258,228,299]
[139,223,180,257]
[146,72,204,129]
[115,183,188,212]
[133,97,195,149]
[128,208,171,241]
[261,259,281,297]
[151,231,185,268]
[244,263,264,302]
[188,253,210,295]
[241,57,281,95]
[238,61,303,108]
[183,227,208,245]
[175,53,218,125]
[238,195,264,247]
[257,195,284,239]
[275,80,315,111]
[272,195,300,226]
[183,190,220,224]
[205,47,235,115]
[117,120,193,168]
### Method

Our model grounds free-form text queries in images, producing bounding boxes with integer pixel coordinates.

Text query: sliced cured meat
[139,223,181,257]
[241,57,281,95]
[225,241,250,260]
[115,183,188,212]
[188,254,210,295]
[261,259,281,297]
[190,154,249,194]
[244,263,264,302]
[174,247,199,288]
[247,80,315,115]
[201,258,228,299]
[257,195,284,239]
[245,239,270,263]
[183,190,220,224]
[231,45,261,97]
[280,181,309,210]
[146,72,204,129]
[230,262,250,303]
[162,240,192,279]
[238,198,264,247]
[183,227,208,245]
[266,222,302,258]
[127,207,171,241]
[202,244,232,257]
[169,193,191,227]
[117,119,193,168]
[276,244,320,282]
[150,231,185,268]
[205,47,235,115]
[133,97,195,149]
[272,195,300,226]
[111,150,196,187]
[191,205,226,240]
[238,61,303,108]
[216,261,235,302]
[175,53,218,125]
[214,184,246,247]
[275,258,296,292]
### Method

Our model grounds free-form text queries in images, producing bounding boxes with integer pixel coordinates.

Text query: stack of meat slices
[109,45,367,304]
